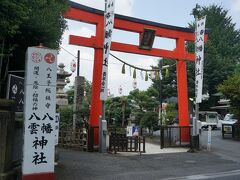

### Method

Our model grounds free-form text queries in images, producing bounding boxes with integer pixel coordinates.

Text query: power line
[60,46,121,65]
[60,46,175,70]
[60,46,77,58]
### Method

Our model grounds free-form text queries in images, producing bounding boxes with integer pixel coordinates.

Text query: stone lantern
[56,63,72,108]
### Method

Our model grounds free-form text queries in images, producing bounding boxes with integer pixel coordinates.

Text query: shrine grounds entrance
[64,1,207,147]
[87,126,192,153]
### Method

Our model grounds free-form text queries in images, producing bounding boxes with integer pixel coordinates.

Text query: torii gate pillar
[176,38,190,141]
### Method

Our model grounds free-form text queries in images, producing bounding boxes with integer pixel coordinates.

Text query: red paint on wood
[22,172,55,180]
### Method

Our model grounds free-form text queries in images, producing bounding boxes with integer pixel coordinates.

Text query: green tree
[151,59,177,100]
[187,4,240,108]
[164,103,177,125]
[106,96,131,127]
[218,73,240,120]
[59,106,73,128]
[66,86,74,105]
[0,0,68,97]
[128,88,159,130]
[0,0,29,39]
[8,0,68,70]
[150,5,240,109]
[140,111,158,134]
[78,79,92,125]
[0,0,30,94]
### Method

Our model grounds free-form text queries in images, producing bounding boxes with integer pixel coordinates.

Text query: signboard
[100,0,115,101]
[126,126,133,137]
[126,125,139,137]
[6,74,24,112]
[195,16,206,103]
[223,125,232,134]
[132,126,139,136]
[22,47,57,175]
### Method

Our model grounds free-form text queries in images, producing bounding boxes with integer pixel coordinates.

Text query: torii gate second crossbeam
[64,1,207,145]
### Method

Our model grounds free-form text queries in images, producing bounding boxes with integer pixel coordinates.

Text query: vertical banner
[195,16,206,103]
[100,0,115,101]
[22,47,57,176]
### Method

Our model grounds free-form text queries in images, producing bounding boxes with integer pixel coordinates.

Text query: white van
[199,111,220,129]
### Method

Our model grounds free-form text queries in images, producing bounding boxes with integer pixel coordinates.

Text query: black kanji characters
[105,29,112,39]
[45,88,51,93]
[105,20,113,27]
[28,113,41,120]
[45,96,51,101]
[32,136,48,149]
[195,68,201,76]
[103,57,108,67]
[33,81,39,89]
[104,42,109,54]
[42,113,54,121]
[33,66,40,76]
[47,80,52,86]
[47,73,52,79]
[32,152,47,165]
[46,67,52,72]
[41,123,53,134]
[28,123,40,134]
[45,103,51,109]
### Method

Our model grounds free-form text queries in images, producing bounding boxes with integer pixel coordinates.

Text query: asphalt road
[200,129,240,163]
[56,130,240,180]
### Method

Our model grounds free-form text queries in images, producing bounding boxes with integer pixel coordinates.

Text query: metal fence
[160,125,192,148]
[233,123,240,140]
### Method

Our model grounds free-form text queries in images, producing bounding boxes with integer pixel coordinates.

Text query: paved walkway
[145,142,188,154]
[55,138,240,180]
[116,142,188,156]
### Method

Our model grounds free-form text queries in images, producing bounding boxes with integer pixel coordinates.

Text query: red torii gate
[64,1,207,144]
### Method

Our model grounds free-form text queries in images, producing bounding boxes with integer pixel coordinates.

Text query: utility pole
[159,59,164,149]
[159,60,163,126]
[0,40,4,95]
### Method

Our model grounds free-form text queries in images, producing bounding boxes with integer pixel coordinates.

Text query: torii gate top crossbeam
[65,1,207,61]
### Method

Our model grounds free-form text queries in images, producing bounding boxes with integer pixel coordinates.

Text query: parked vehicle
[218,113,238,130]
[198,111,220,129]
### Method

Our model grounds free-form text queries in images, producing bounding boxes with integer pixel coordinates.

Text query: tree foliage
[8,0,68,70]
[0,0,68,96]
[59,106,73,128]
[0,0,29,39]
[150,5,240,110]
[218,73,240,119]
[140,111,158,134]
[187,4,240,107]
[106,96,131,127]
[164,103,177,125]
[151,59,177,100]
[106,87,160,131]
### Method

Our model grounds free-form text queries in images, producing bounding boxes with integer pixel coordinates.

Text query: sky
[58,0,240,97]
